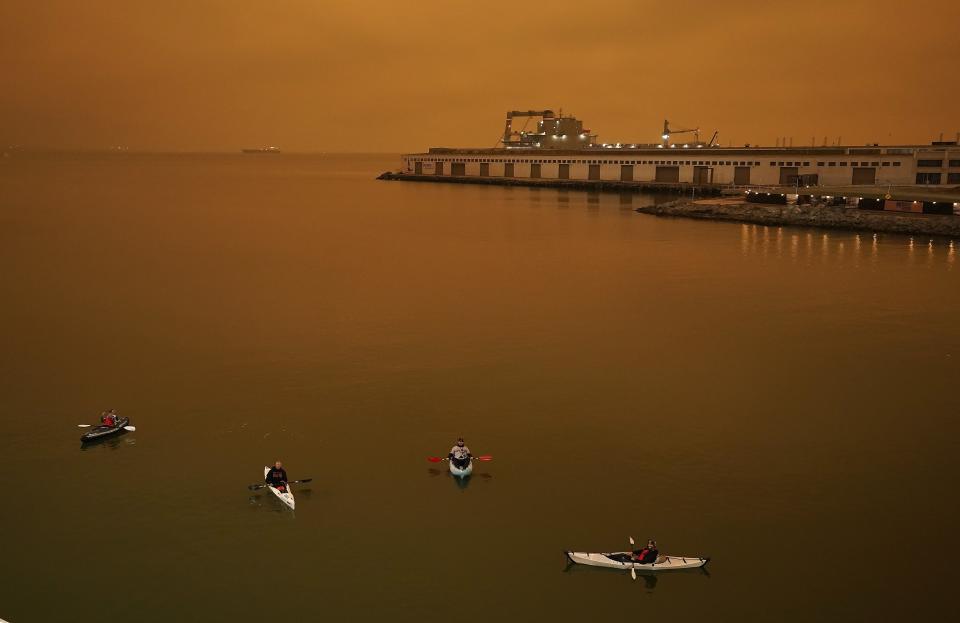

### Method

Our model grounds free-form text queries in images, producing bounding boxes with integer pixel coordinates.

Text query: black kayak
[81,416,130,443]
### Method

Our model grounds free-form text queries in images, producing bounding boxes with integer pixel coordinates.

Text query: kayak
[81,416,130,443]
[565,551,709,571]
[263,466,295,510]
[449,456,473,478]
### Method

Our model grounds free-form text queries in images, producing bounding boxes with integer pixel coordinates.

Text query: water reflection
[426,467,492,491]
[562,557,709,592]
[247,491,298,516]
[79,434,135,451]
[738,225,957,269]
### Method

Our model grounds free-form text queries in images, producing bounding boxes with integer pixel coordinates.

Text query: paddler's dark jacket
[265,467,288,486]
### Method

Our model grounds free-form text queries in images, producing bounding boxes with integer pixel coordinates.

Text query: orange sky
[1,0,958,151]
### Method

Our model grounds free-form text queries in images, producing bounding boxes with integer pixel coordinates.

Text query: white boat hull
[263,467,295,510]
[565,551,709,571]
[449,459,473,478]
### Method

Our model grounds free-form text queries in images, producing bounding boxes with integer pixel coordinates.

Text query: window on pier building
[894,162,901,166]
[882,162,890,166]
[950,160,960,167]
[803,162,810,166]
[871,162,880,166]
[840,162,847,166]
[916,172,942,184]
[918,159,943,167]
[948,173,960,184]
[818,162,825,166]
[829,162,836,166]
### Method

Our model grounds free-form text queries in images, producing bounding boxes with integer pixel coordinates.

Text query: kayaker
[448,438,472,464]
[101,409,117,427]
[265,461,289,492]
[632,539,659,564]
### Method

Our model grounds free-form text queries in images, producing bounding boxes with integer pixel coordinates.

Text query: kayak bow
[449,457,473,478]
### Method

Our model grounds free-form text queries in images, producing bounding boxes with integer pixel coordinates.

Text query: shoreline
[637,199,960,238]
[377,172,960,238]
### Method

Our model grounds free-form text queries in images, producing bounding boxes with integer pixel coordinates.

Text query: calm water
[1,153,958,622]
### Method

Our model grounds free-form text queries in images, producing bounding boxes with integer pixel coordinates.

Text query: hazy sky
[2,0,958,151]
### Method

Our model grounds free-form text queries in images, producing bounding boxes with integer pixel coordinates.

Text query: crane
[662,119,700,147]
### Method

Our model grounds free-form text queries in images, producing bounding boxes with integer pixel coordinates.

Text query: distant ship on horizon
[241,146,281,154]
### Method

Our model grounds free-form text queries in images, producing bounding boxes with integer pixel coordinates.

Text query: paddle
[629,537,637,580]
[78,424,136,431]
[248,478,313,491]
[427,455,492,463]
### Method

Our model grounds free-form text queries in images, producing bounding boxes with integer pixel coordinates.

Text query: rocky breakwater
[636,198,960,238]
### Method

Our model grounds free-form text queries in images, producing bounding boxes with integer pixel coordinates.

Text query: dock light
[662,134,669,140]
[657,144,664,148]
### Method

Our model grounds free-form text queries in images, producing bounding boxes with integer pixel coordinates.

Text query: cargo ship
[395,110,960,190]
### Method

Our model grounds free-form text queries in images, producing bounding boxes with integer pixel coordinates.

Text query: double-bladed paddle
[78,424,137,431]
[248,478,313,491]
[427,455,492,463]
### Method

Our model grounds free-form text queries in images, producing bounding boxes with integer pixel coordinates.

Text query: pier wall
[403,145,960,188]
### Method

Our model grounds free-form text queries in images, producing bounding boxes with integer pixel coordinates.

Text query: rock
[635,200,960,238]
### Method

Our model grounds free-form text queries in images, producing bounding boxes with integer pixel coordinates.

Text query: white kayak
[263,466,295,510]
[565,551,709,571]
[449,457,473,478]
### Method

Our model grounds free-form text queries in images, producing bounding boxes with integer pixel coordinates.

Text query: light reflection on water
[739,223,956,270]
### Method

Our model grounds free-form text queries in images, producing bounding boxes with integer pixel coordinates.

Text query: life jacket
[104,416,116,426]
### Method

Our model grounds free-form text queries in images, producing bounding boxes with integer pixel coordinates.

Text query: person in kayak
[265,461,289,493]
[632,539,659,564]
[101,409,117,427]
[448,438,472,470]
